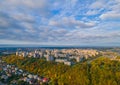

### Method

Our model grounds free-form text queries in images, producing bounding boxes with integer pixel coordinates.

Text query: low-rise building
[64,61,71,66]
[55,59,67,63]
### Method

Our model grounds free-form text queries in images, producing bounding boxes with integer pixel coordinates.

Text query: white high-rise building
[22,52,27,57]
[76,57,84,62]
[46,56,54,61]
[33,53,40,58]
[16,52,19,56]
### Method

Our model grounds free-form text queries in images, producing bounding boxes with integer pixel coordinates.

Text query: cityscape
[0,0,120,85]
[0,47,120,84]
[16,49,99,65]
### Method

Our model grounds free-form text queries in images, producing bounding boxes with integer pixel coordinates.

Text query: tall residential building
[22,52,27,57]
[76,57,84,62]
[16,52,19,56]
[46,56,54,61]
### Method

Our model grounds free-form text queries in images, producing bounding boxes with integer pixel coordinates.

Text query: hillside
[2,55,120,85]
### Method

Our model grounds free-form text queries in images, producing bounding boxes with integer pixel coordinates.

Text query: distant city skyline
[0,0,120,46]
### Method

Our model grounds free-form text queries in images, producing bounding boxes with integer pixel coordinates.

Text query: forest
[2,55,120,85]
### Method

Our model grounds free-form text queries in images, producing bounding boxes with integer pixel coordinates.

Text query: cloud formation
[100,13,120,20]
[49,17,96,29]
[0,0,120,46]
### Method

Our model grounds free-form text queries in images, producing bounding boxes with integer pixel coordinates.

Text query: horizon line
[0,44,120,48]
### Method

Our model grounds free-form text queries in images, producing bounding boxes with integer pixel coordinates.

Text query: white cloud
[10,13,35,23]
[0,0,57,17]
[86,10,98,15]
[100,13,120,20]
[0,19,9,27]
[1,0,48,9]
[0,0,120,45]
[90,0,105,9]
[49,17,96,29]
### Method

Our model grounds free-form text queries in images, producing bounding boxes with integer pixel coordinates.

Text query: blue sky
[0,0,120,46]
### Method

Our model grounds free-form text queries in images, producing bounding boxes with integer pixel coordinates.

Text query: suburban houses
[0,59,50,85]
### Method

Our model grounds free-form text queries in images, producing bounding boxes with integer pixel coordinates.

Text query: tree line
[2,55,120,85]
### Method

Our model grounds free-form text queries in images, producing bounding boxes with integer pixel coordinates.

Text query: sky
[0,0,120,46]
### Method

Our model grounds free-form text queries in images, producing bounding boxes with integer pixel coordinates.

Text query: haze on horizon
[0,0,120,46]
